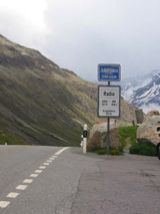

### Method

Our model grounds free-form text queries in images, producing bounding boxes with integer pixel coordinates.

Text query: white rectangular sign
[98,85,121,117]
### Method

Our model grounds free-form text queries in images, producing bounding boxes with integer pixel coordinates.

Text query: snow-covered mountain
[122,71,160,113]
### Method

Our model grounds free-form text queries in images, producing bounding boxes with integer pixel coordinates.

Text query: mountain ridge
[0,35,136,145]
[122,70,160,112]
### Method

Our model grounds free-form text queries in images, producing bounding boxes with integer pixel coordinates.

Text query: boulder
[137,115,160,145]
[87,125,120,151]
[89,122,115,138]
[135,109,144,124]
[146,110,160,117]
[89,119,131,139]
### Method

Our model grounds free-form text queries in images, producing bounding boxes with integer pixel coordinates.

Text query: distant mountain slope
[0,35,136,146]
[122,71,160,112]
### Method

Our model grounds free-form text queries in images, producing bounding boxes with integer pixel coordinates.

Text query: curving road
[0,145,160,214]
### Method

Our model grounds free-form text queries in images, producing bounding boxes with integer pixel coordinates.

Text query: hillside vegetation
[0,35,136,146]
[120,126,156,156]
[0,130,27,145]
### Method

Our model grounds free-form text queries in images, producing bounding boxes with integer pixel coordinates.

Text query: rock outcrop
[87,128,120,151]
[137,115,160,145]
[146,110,160,117]
[88,124,120,151]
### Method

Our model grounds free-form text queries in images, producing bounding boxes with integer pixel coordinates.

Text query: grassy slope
[0,64,97,146]
[119,126,137,148]
[0,35,136,146]
[0,130,27,145]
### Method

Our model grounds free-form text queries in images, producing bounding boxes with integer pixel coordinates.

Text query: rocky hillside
[122,71,160,112]
[0,35,136,146]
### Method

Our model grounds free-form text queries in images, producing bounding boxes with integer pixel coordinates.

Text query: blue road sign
[98,64,121,81]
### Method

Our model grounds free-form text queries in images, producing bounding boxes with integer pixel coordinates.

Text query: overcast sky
[0,0,160,81]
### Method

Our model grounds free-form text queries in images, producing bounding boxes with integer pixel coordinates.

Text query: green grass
[96,147,123,155]
[119,126,137,148]
[88,126,137,156]
[0,130,28,145]
[88,128,127,155]
[119,126,156,156]
[89,126,157,157]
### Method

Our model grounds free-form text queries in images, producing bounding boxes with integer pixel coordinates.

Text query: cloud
[0,0,49,49]
[0,0,160,81]
[44,0,160,80]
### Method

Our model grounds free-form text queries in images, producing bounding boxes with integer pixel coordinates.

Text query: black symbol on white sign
[111,100,117,106]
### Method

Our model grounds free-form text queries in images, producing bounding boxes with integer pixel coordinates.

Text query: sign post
[97,64,121,149]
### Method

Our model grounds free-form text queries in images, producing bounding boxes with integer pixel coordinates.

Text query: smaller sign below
[98,64,121,81]
[98,85,121,117]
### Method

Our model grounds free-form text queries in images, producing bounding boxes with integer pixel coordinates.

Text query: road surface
[0,145,160,214]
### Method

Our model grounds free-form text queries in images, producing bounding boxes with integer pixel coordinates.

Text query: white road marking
[7,192,19,198]
[46,160,52,163]
[39,166,46,169]
[23,179,33,184]
[43,163,50,166]
[54,147,69,156]
[50,157,55,160]
[0,148,69,210]
[35,170,43,173]
[16,185,27,190]
[30,174,39,178]
[0,201,10,208]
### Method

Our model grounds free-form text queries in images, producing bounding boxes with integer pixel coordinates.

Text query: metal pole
[106,81,111,150]
[107,117,111,149]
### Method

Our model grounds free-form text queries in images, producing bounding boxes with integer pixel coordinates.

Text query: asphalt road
[0,146,160,214]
